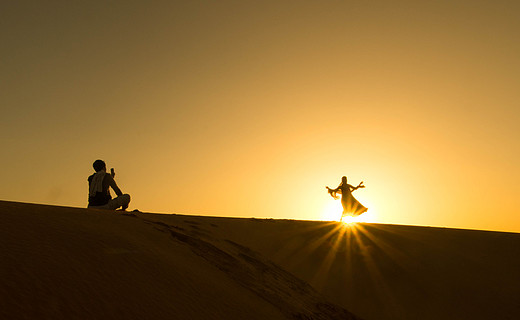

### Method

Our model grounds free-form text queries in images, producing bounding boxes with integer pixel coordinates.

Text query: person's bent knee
[122,194,131,205]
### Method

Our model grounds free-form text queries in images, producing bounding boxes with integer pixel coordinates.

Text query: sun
[322,199,378,224]
[342,215,357,224]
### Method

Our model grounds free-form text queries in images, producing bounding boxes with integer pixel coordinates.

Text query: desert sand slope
[0,201,358,320]
[142,213,520,320]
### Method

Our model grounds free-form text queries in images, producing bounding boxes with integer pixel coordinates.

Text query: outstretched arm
[327,184,341,193]
[349,181,365,192]
[326,185,342,200]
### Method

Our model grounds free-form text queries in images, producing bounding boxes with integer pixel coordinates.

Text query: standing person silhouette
[88,160,131,210]
[326,176,367,221]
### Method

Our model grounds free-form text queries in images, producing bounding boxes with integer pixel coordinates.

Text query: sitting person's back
[88,159,130,210]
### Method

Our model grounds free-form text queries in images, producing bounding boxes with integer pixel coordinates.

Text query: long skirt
[341,194,368,217]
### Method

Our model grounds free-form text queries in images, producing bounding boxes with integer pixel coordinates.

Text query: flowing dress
[330,184,368,217]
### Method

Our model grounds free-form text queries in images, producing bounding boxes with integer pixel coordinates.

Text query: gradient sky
[1,1,519,232]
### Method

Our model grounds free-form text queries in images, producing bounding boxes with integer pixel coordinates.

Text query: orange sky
[1,1,519,232]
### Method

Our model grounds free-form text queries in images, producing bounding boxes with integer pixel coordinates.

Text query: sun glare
[322,199,378,224]
[322,200,343,221]
[342,215,357,224]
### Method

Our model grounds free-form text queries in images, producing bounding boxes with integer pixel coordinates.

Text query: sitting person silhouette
[87,159,131,210]
[326,176,367,221]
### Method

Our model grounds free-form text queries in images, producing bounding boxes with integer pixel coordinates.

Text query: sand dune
[0,201,357,320]
[1,201,519,319]
[139,212,520,320]
[193,218,520,319]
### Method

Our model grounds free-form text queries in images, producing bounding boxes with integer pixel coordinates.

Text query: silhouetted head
[93,160,106,172]
[342,176,347,184]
